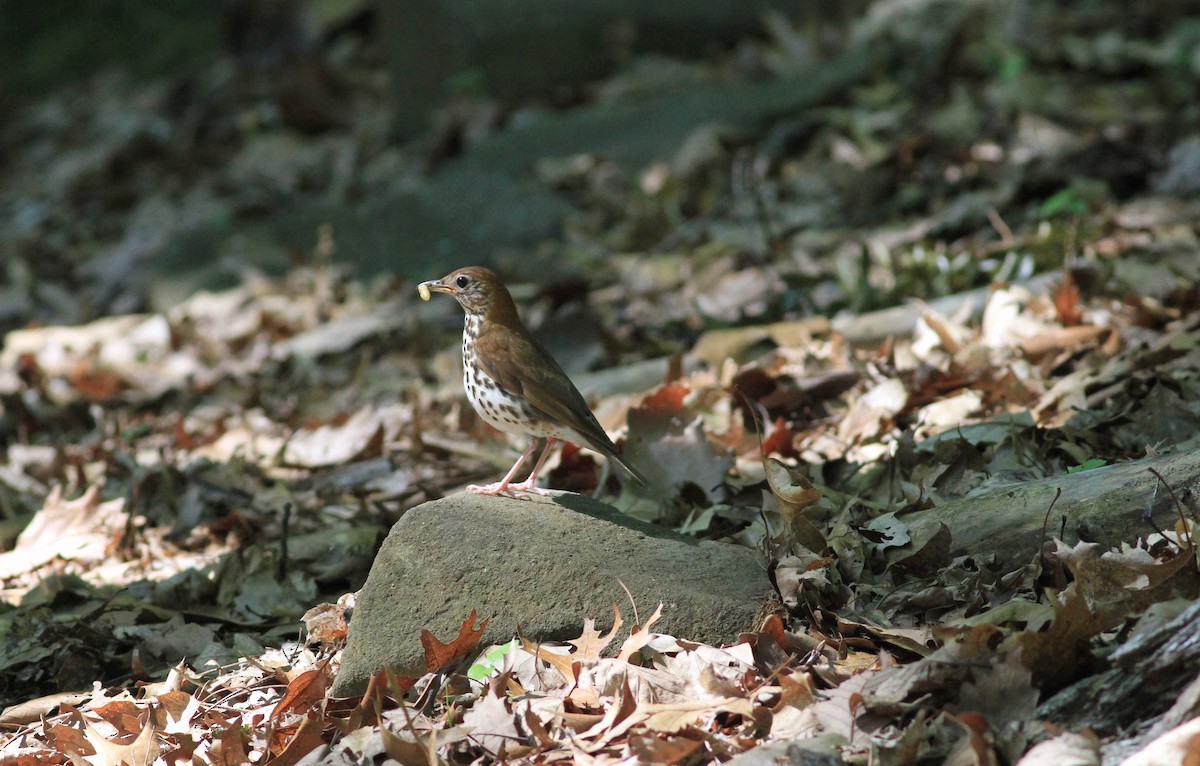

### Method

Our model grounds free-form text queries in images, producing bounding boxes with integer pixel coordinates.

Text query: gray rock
[331,490,772,697]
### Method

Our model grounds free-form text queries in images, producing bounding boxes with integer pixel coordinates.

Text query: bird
[419,266,648,496]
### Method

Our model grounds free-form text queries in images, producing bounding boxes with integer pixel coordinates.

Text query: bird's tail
[606,448,649,487]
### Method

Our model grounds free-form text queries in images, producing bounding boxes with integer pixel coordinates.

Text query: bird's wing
[475,324,617,453]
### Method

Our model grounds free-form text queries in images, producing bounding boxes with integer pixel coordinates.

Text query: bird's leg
[468,439,539,495]
[506,438,556,495]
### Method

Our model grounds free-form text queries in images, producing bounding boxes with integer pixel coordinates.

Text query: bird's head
[418,266,504,316]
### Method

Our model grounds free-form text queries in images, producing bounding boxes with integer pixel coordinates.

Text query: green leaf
[1067,458,1107,473]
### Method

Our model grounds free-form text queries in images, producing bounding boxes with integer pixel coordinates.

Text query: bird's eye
[456,275,471,288]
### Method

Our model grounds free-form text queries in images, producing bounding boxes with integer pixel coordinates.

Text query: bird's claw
[467,481,551,498]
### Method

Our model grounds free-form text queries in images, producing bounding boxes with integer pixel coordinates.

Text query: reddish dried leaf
[636,382,689,415]
[91,701,145,736]
[152,690,199,732]
[380,724,434,766]
[216,722,251,766]
[760,417,796,458]
[68,359,124,401]
[268,712,327,766]
[547,441,601,493]
[760,614,788,649]
[172,417,197,450]
[421,611,489,672]
[1055,272,1083,326]
[777,669,818,710]
[271,663,332,722]
[44,723,93,758]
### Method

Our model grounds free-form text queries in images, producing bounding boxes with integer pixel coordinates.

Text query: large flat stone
[331,490,772,697]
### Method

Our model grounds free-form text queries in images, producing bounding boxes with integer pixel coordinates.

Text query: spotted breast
[462,315,587,443]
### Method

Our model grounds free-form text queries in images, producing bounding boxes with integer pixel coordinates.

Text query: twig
[1148,467,1193,549]
[1034,487,1063,592]
[986,207,1014,247]
[278,502,292,582]
[616,578,639,627]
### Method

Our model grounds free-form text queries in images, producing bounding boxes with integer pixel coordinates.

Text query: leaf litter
[4,1,1200,764]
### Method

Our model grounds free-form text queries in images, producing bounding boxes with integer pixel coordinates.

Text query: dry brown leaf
[776,669,819,710]
[271,663,331,722]
[642,697,755,733]
[153,691,202,735]
[764,458,826,553]
[629,732,704,764]
[82,716,161,766]
[461,689,528,757]
[268,712,327,766]
[380,722,436,766]
[1019,325,1107,357]
[519,635,578,685]
[1054,272,1083,327]
[577,676,641,748]
[215,722,252,765]
[1054,540,1198,628]
[421,611,489,673]
[1013,730,1100,766]
[386,717,472,763]
[578,660,689,706]
[0,691,91,727]
[617,602,664,662]
[1007,585,1104,691]
[0,485,127,578]
[302,602,351,648]
[45,723,93,759]
[282,404,406,468]
[569,606,624,660]
[836,377,907,461]
[624,383,732,498]
[1113,717,1200,766]
[956,650,1039,733]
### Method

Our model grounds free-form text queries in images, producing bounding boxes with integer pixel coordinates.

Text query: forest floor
[2,2,1200,764]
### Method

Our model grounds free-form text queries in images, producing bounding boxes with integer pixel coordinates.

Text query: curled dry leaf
[764,457,825,553]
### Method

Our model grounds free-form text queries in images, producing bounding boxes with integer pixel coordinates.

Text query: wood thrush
[419,266,647,495]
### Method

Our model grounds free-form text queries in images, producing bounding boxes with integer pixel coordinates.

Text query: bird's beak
[417,279,453,301]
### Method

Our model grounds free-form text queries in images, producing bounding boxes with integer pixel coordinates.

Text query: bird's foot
[467,481,517,496]
[506,478,552,496]
[466,480,551,497]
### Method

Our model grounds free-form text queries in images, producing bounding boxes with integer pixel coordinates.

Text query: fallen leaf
[82,715,161,766]
[764,457,826,552]
[421,611,489,672]
[617,603,665,661]
[461,688,528,757]
[569,606,624,660]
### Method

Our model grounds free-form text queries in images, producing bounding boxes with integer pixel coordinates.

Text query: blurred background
[0,0,1197,336]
